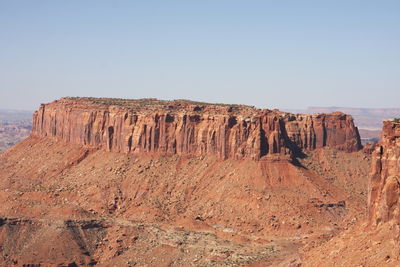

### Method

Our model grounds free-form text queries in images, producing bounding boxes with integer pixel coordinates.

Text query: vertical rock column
[369,120,400,226]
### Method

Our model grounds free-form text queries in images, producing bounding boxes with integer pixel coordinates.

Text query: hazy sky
[0,1,399,110]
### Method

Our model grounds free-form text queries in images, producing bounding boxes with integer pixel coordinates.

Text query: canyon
[0,97,398,266]
[0,109,32,153]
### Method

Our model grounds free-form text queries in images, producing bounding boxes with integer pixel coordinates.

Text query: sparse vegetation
[62,97,257,114]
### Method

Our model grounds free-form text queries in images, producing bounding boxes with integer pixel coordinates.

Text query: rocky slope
[0,97,370,266]
[301,119,400,266]
[31,97,361,160]
[0,136,370,266]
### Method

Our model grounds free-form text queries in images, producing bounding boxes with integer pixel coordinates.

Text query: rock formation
[301,119,400,267]
[369,119,400,226]
[31,97,361,159]
[1,97,372,266]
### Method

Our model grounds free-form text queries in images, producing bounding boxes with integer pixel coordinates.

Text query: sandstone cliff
[369,119,400,226]
[31,97,361,159]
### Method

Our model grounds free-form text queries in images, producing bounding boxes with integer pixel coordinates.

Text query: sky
[0,0,399,110]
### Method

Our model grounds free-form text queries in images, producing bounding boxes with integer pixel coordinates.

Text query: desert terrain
[0,110,32,153]
[0,97,398,266]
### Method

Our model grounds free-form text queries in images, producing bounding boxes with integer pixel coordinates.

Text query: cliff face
[31,98,361,159]
[369,120,400,226]
[283,112,361,153]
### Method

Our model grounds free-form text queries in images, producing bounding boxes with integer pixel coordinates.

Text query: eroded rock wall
[369,120,400,225]
[31,98,361,159]
[283,112,361,153]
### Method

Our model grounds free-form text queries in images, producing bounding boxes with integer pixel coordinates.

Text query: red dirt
[0,135,370,266]
[3,97,396,266]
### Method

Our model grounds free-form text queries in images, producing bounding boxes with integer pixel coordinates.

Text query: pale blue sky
[0,0,399,110]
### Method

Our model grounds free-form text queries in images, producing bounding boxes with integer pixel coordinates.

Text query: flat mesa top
[386,118,400,124]
[75,97,251,108]
[43,97,347,119]
[50,97,263,115]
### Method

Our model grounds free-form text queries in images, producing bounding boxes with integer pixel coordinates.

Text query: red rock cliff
[369,120,400,226]
[31,97,361,159]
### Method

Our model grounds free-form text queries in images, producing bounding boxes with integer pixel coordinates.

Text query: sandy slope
[0,136,370,266]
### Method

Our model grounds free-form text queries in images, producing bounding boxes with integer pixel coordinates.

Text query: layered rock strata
[31,97,361,159]
[369,119,400,225]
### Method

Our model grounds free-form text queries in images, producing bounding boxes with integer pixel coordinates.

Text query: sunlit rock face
[369,120,400,226]
[31,97,361,160]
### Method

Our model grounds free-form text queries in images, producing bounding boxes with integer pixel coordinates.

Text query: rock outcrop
[369,119,400,226]
[31,97,361,159]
